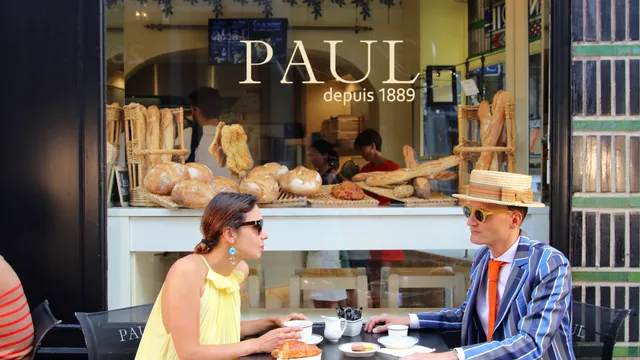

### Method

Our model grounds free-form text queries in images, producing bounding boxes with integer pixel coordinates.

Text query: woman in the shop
[308,139,340,185]
[305,139,349,308]
[136,192,307,360]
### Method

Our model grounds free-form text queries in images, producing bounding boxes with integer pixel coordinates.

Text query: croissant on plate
[271,340,321,359]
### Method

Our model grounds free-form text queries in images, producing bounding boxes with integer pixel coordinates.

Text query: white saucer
[377,336,419,349]
[338,342,380,357]
[304,334,324,345]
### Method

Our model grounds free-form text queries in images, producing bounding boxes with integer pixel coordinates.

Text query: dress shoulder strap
[198,255,213,272]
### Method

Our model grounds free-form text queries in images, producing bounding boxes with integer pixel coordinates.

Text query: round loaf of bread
[209,176,239,193]
[247,162,289,181]
[330,181,365,200]
[239,175,279,203]
[171,179,215,209]
[280,166,322,196]
[184,163,213,182]
[143,162,188,195]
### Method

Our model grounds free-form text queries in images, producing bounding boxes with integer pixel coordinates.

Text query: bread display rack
[259,190,307,208]
[355,182,457,207]
[123,104,189,207]
[307,185,379,208]
[453,92,516,195]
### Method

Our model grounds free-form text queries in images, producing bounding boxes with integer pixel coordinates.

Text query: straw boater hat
[453,170,545,208]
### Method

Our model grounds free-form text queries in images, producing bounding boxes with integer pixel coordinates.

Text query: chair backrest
[31,300,61,359]
[75,304,153,360]
[572,301,633,360]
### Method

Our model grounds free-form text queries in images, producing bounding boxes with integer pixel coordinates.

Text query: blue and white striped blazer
[415,235,575,359]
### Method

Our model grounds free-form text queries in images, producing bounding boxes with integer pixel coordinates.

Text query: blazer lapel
[462,250,490,345]
[492,236,531,336]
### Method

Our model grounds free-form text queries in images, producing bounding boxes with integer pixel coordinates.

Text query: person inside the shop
[352,128,404,307]
[0,255,34,360]
[136,192,308,360]
[305,139,349,308]
[308,139,340,185]
[363,170,574,360]
[181,86,253,178]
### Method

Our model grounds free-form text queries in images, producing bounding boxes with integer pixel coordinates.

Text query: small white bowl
[344,318,363,337]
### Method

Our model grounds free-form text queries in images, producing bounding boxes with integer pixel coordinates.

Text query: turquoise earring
[229,247,237,265]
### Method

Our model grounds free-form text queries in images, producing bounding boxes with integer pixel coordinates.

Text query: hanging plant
[205,0,224,17]
[254,0,274,17]
[379,0,393,7]
[331,0,346,6]
[233,0,249,5]
[351,0,371,21]
[282,0,298,6]
[105,0,122,8]
[303,0,322,19]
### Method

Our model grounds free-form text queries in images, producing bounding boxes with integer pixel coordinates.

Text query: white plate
[304,334,324,345]
[377,336,419,349]
[338,342,380,357]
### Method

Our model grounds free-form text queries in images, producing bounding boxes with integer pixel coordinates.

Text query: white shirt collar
[491,236,520,264]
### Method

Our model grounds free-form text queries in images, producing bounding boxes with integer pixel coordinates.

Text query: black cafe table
[241,325,451,359]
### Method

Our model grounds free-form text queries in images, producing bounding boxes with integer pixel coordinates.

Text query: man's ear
[511,211,524,228]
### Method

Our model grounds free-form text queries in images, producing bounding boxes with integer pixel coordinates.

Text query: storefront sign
[239,40,419,104]
[484,0,542,48]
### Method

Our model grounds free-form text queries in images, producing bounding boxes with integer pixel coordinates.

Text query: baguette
[475,91,509,170]
[136,105,148,176]
[365,155,461,187]
[146,105,161,167]
[352,171,386,182]
[159,108,174,163]
[392,185,414,198]
[413,177,431,199]
[402,145,420,168]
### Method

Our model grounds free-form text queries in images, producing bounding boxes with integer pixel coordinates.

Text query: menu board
[208,18,288,66]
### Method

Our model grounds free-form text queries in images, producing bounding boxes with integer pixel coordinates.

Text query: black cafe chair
[31,300,62,359]
[75,303,153,360]
[572,301,633,360]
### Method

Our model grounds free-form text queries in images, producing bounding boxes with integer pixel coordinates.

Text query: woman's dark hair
[194,192,258,254]
[311,139,339,170]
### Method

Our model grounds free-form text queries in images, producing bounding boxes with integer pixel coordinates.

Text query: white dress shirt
[408,239,520,359]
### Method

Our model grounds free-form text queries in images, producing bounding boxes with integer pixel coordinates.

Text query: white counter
[107,206,549,310]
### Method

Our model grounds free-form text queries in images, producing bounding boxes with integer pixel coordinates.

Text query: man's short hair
[508,206,528,223]
[354,128,382,151]
[188,87,223,119]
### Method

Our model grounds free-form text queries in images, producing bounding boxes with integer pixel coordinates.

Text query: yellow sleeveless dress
[135,255,245,359]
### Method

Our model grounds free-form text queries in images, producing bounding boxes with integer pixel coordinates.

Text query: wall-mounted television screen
[208,18,288,66]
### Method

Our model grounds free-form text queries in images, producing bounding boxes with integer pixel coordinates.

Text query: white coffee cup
[284,320,313,342]
[388,324,408,341]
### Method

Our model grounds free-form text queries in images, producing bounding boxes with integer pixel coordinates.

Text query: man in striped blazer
[364,170,575,360]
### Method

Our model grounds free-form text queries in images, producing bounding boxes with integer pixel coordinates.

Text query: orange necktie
[487,259,507,341]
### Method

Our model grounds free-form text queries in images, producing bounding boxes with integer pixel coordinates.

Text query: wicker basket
[453,102,516,193]
[106,104,123,164]
[123,104,189,207]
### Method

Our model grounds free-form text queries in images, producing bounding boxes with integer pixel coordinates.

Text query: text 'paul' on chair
[572,301,633,360]
[31,300,61,359]
[75,303,153,360]
[289,268,368,309]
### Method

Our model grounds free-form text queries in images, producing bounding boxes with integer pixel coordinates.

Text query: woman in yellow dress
[136,192,307,359]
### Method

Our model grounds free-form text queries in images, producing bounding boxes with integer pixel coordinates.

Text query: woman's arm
[160,257,262,360]
[235,261,279,338]
[241,317,278,338]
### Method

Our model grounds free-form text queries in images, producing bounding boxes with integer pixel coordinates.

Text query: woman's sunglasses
[240,219,264,234]
[462,205,511,223]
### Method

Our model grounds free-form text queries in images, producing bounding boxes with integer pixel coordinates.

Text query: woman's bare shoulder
[166,254,207,282]
[235,260,250,277]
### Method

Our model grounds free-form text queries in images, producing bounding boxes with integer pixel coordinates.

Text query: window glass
[104,0,550,319]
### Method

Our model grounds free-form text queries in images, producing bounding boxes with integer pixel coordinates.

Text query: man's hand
[364,313,410,333]
[271,313,308,327]
[400,351,458,360]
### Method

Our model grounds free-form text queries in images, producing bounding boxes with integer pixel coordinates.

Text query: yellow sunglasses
[462,205,511,223]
